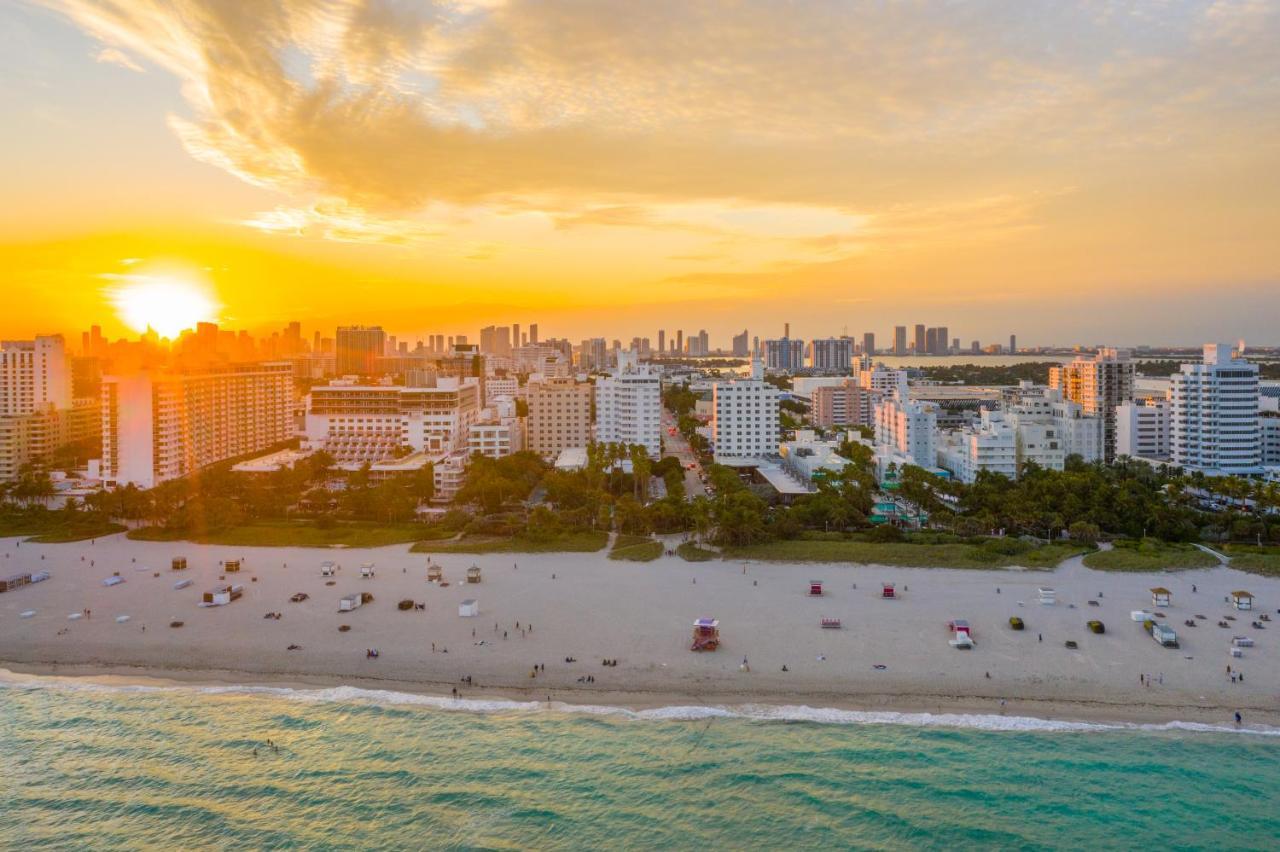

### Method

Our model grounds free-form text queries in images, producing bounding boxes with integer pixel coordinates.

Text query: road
[661,408,707,499]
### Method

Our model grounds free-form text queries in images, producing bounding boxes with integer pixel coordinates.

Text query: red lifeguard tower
[691,618,721,651]
[881,582,896,599]
[809,580,824,597]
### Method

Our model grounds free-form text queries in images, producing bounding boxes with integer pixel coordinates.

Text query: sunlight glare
[110,274,220,338]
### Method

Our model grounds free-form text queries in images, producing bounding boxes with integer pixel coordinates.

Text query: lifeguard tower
[691,618,720,651]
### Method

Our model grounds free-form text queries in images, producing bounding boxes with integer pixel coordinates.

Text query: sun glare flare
[109,275,220,338]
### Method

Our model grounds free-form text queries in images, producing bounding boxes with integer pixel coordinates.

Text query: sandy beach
[2,533,1277,727]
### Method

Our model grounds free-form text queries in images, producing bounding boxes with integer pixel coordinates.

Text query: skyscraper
[925,327,938,355]
[732,329,749,357]
[914,324,926,353]
[335,326,385,375]
[936,326,949,354]
[529,324,539,344]
[862,332,875,357]
[1009,334,1017,354]
[658,329,665,355]
[676,330,684,354]
[894,326,907,356]
[1170,344,1260,475]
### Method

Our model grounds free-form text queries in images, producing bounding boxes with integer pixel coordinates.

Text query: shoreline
[4,660,1276,731]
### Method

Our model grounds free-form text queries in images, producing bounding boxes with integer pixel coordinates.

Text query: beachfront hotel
[711,377,780,459]
[594,352,662,457]
[101,362,294,488]
[1049,348,1135,462]
[1170,343,1262,476]
[526,376,593,461]
[0,334,101,481]
[303,377,481,463]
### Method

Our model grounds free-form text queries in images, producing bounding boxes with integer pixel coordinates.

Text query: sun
[110,274,220,338]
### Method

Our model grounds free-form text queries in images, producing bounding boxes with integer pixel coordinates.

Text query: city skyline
[4,1,1279,344]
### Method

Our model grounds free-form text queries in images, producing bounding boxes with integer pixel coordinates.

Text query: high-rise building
[676,330,684,355]
[1049,348,1134,462]
[529,324,539,345]
[862,332,875,357]
[764,337,805,372]
[1009,334,1017,354]
[526,377,593,460]
[809,338,854,373]
[874,392,937,469]
[894,326,908,356]
[913,325,927,354]
[711,378,779,458]
[335,326,385,375]
[579,338,608,371]
[731,329,749,357]
[595,355,662,457]
[102,362,293,488]
[1170,344,1260,475]
[925,327,938,356]
[936,326,949,355]
[1,335,71,416]
[658,330,666,356]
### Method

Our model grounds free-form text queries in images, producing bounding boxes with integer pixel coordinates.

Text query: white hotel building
[711,379,780,458]
[594,355,662,457]
[304,377,481,464]
[1170,344,1261,475]
[873,393,937,470]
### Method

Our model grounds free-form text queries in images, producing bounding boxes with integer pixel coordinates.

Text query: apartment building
[0,397,100,481]
[335,326,385,376]
[711,379,780,458]
[467,418,525,459]
[873,393,937,469]
[1049,348,1134,462]
[809,338,854,373]
[484,376,519,405]
[1116,398,1171,461]
[1170,343,1260,475]
[763,338,805,372]
[526,376,593,460]
[102,362,294,488]
[304,377,481,464]
[1,335,71,417]
[811,379,871,428]
[595,357,662,456]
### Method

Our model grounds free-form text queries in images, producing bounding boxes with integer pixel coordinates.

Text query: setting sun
[108,274,220,338]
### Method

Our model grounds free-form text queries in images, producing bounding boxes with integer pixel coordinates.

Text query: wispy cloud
[94,46,143,72]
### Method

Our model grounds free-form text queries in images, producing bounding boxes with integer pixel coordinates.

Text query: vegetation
[128,520,433,548]
[1222,545,1280,577]
[0,508,125,543]
[676,542,717,561]
[1082,539,1217,572]
[916,362,1062,386]
[608,535,664,562]
[412,530,609,554]
[724,532,1089,569]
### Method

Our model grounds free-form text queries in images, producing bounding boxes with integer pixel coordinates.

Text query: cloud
[94,46,143,72]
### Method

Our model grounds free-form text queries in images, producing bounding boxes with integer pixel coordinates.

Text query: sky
[3,0,1279,347]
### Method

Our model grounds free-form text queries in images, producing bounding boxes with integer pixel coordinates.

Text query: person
[1235,711,1242,725]
[1038,633,1042,642]
[1192,584,1197,593]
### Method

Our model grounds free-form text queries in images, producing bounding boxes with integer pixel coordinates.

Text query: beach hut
[321,561,338,577]
[223,560,241,573]
[202,584,243,606]
[821,617,842,629]
[691,617,721,651]
[1230,591,1254,611]
[466,565,482,584]
[881,582,896,599]
[458,599,479,617]
[1038,587,1056,606]
[360,562,376,579]
[1150,623,1178,647]
[427,565,443,582]
[1232,636,1254,648]
[809,580,824,597]
[338,593,362,612]
[1150,587,1171,608]
[172,557,187,571]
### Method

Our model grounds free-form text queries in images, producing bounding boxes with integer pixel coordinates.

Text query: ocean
[2,674,1278,850]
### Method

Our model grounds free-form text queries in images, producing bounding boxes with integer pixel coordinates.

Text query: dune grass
[722,538,1089,570]
[128,520,433,548]
[1222,544,1280,577]
[411,530,609,554]
[676,542,718,562]
[0,512,125,543]
[1083,540,1217,572]
[608,537,664,562]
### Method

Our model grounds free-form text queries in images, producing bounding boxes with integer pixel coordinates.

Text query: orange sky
[4,0,1279,346]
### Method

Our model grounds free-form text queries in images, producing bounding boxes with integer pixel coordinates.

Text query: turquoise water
[2,677,1278,850]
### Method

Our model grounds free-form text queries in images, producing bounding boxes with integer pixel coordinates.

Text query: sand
[1,533,1277,726]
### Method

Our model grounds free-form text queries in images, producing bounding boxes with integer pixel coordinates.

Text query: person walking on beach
[1235,711,1242,726]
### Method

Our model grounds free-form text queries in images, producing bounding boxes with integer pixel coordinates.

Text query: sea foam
[1,668,1275,737]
